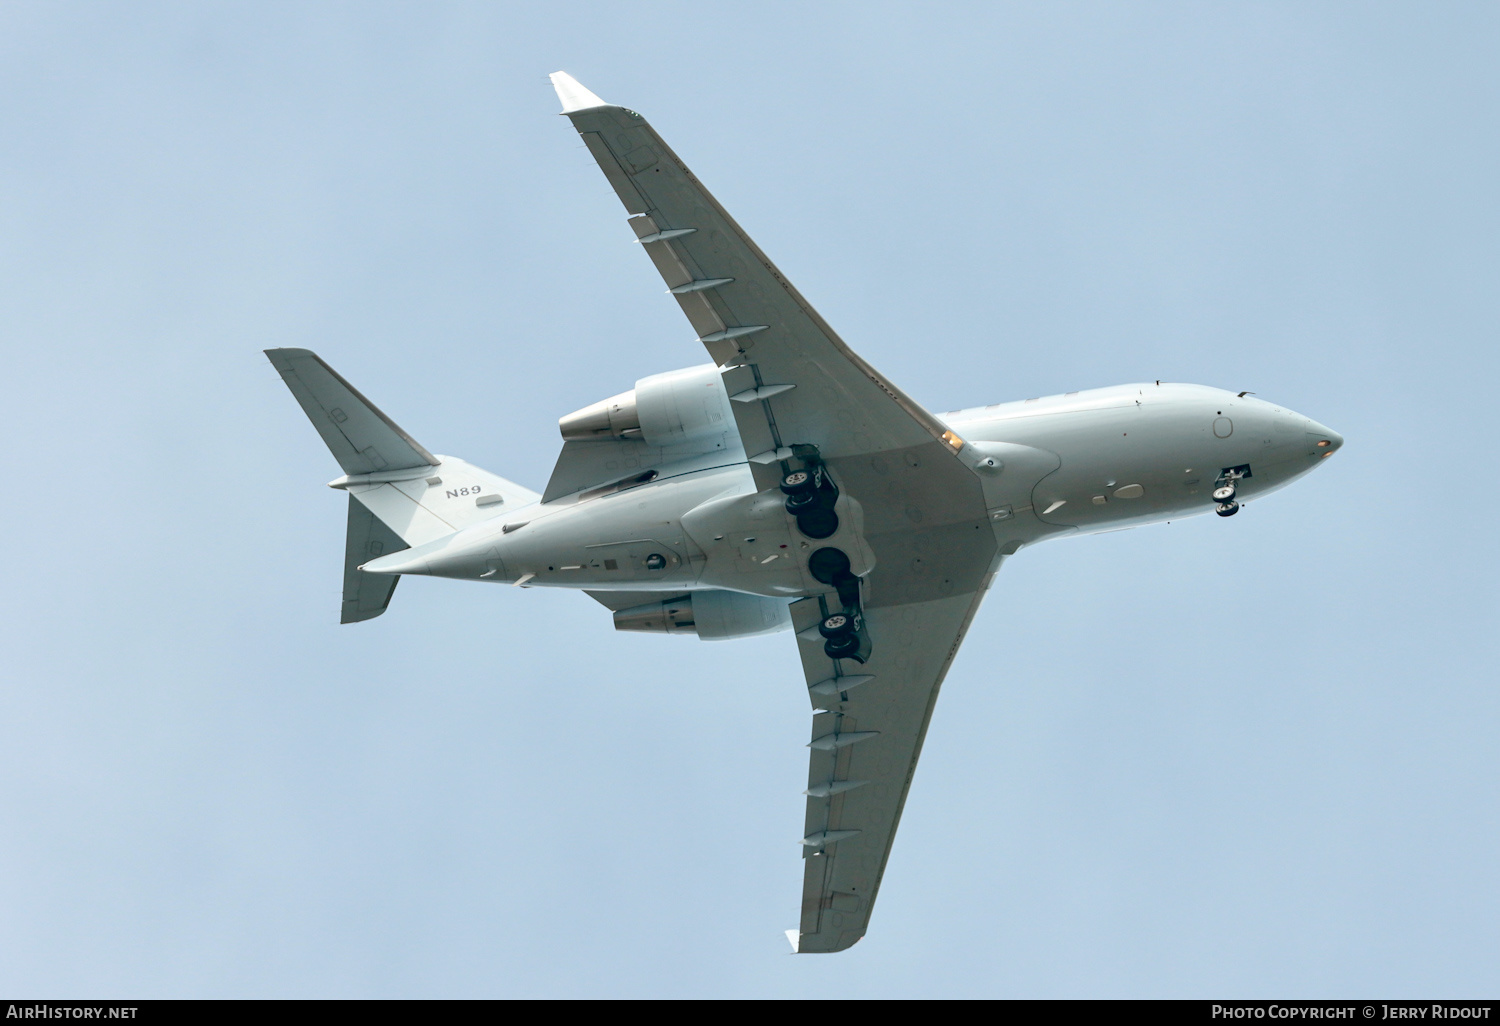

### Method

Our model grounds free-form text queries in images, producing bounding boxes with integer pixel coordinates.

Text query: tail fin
[267,348,541,622]
[342,494,406,623]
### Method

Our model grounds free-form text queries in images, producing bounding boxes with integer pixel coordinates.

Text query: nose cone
[1306,419,1344,458]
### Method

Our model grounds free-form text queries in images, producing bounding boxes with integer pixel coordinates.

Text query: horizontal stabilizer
[342,495,407,623]
[266,348,438,476]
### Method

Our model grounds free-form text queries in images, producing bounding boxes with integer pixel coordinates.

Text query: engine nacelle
[558,364,734,449]
[558,388,640,441]
[612,590,792,641]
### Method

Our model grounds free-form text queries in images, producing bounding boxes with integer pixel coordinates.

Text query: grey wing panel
[543,441,749,505]
[266,348,438,476]
[341,494,408,623]
[558,101,951,484]
[544,438,660,503]
[787,586,990,953]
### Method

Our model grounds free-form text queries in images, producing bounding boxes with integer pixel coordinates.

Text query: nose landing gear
[1213,465,1250,517]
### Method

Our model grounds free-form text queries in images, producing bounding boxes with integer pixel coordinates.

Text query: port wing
[785,586,989,953]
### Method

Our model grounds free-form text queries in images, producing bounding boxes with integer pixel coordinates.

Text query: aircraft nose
[1306,419,1343,458]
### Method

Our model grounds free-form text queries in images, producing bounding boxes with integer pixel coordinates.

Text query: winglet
[549,71,609,113]
[784,929,801,954]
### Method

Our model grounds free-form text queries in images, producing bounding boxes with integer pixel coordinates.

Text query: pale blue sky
[1,1,1496,998]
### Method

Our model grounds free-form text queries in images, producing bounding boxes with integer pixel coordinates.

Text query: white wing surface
[550,72,961,489]
[552,73,1001,952]
[787,578,993,953]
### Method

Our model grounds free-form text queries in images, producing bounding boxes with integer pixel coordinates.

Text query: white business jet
[266,72,1343,953]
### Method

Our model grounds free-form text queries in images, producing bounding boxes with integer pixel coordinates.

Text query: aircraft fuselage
[365,380,1342,598]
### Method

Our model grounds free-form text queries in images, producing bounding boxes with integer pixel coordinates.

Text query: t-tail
[265,348,540,622]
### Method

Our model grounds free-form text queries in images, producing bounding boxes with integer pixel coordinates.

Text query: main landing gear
[807,544,869,661]
[781,466,839,539]
[811,548,867,661]
[785,457,870,660]
[817,610,862,660]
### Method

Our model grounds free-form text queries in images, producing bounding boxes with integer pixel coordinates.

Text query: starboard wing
[550,72,961,490]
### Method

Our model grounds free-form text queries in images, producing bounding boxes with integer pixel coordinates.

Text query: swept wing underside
[551,72,999,951]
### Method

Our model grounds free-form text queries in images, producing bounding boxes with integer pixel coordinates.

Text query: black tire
[1212,485,1236,503]
[823,633,861,659]
[819,613,856,639]
[797,508,839,539]
[789,486,838,513]
[1216,501,1239,517]
[807,547,851,584]
[780,470,816,496]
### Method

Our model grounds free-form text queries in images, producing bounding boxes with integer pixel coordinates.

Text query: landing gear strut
[1213,466,1247,517]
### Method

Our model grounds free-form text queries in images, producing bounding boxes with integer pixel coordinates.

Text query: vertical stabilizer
[342,496,406,623]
